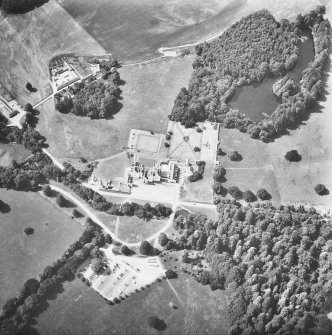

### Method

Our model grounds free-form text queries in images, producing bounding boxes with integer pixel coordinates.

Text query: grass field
[35,273,228,335]
[0,143,31,167]
[181,162,214,204]
[0,189,82,305]
[116,215,167,244]
[37,56,194,160]
[92,153,132,180]
[0,0,106,106]
[60,0,244,62]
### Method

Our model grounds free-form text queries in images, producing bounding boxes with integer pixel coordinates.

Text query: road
[42,148,65,171]
[49,184,178,248]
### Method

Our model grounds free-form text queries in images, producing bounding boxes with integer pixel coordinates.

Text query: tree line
[0,114,172,220]
[0,219,111,334]
[169,6,330,142]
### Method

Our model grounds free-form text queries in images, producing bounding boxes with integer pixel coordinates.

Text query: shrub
[285,150,302,162]
[24,227,34,235]
[194,147,201,152]
[56,193,66,207]
[121,245,133,256]
[196,127,202,133]
[166,134,171,140]
[165,269,177,279]
[315,184,327,195]
[42,184,52,197]
[256,188,271,200]
[164,142,170,148]
[72,208,81,218]
[228,150,242,161]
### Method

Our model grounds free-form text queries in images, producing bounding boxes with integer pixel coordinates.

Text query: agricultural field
[0,143,31,167]
[0,0,106,106]
[35,272,228,335]
[37,56,194,160]
[60,0,244,62]
[0,189,83,305]
[180,162,215,204]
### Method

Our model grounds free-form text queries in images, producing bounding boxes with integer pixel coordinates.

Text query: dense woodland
[55,76,121,119]
[170,7,330,141]
[164,201,332,335]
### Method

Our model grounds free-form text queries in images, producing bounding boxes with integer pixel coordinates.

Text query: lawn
[0,143,31,167]
[181,162,214,204]
[117,215,167,244]
[92,153,132,180]
[217,128,281,205]
[0,189,83,306]
[34,272,228,335]
[37,56,194,160]
[0,0,106,106]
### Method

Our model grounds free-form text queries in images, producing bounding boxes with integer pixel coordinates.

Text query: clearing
[0,189,82,305]
[37,56,194,160]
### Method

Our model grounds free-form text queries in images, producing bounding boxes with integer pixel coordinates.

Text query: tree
[56,193,66,207]
[147,316,166,330]
[285,150,302,162]
[121,245,132,256]
[140,240,154,256]
[166,134,171,140]
[165,269,177,279]
[228,186,242,200]
[194,146,201,152]
[24,227,34,235]
[24,103,34,113]
[72,208,81,218]
[213,182,226,195]
[243,190,257,203]
[91,258,104,274]
[158,233,169,247]
[256,188,271,200]
[315,184,327,195]
[228,151,242,161]
[42,184,52,197]
[164,142,170,148]
[213,165,226,182]
[26,82,33,91]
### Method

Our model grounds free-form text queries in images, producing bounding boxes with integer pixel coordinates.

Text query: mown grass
[0,189,82,305]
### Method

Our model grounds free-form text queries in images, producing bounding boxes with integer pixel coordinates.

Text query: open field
[0,143,31,167]
[0,189,82,305]
[92,153,132,180]
[37,56,194,160]
[60,0,244,62]
[0,0,106,106]
[117,215,168,244]
[181,162,214,204]
[35,272,228,335]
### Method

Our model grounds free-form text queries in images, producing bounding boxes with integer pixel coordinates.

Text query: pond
[229,32,314,122]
